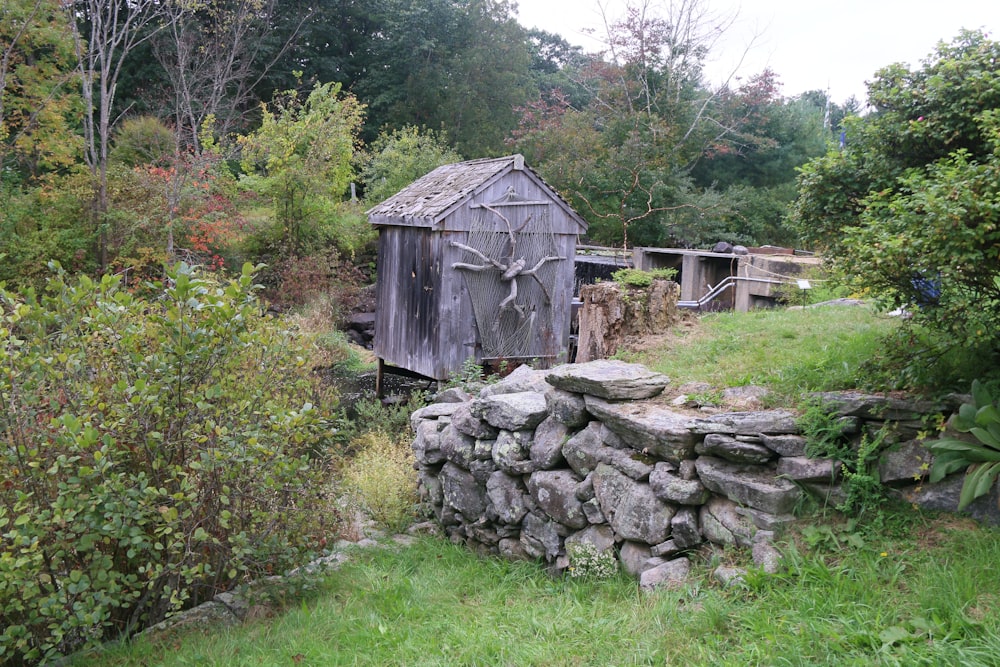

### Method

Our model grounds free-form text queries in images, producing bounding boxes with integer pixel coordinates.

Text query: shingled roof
[366,154,585,230]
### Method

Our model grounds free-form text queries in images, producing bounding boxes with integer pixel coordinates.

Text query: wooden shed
[367,154,587,382]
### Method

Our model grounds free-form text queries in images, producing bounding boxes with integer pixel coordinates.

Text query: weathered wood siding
[372,159,586,380]
[373,227,445,379]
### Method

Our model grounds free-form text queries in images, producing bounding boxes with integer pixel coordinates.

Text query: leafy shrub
[0,263,338,664]
[792,31,1000,376]
[339,432,418,532]
[611,267,678,288]
[360,125,462,205]
[262,248,369,319]
[110,116,175,167]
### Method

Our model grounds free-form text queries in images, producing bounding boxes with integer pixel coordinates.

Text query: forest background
[1,0,860,303]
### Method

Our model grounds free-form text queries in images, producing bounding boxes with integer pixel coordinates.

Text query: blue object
[912,274,941,307]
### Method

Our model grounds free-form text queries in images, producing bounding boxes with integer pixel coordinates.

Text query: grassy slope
[624,304,899,404]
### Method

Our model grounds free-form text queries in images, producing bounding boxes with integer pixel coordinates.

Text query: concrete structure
[633,247,822,312]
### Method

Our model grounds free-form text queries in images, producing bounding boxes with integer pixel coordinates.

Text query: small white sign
[797,279,812,290]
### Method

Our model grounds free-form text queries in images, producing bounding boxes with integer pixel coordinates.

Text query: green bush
[611,267,678,288]
[0,263,339,664]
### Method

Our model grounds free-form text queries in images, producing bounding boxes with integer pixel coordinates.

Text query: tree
[238,81,365,253]
[792,30,1000,369]
[511,0,751,250]
[152,0,313,152]
[67,0,175,270]
[0,0,80,177]
[360,125,462,205]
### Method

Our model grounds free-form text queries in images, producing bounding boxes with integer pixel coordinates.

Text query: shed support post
[376,358,385,399]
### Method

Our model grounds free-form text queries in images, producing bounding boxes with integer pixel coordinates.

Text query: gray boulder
[696,456,802,515]
[439,462,487,520]
[690,410,799,436]
[619,541,663,577]
[649,463,710,505]
[521,512,565,560]
[582,497,606,524]
[531,416,570,470]
[735,506,796,532]
[714,566,747,587]
[474,391,549,431]
[473,437,494,461]
[584,397,696,462]
[486,471,530,525]
[479,364,551,397]
[418,472,444,509]
[409,402,463,432]
[412,419,446,466]
[565,524,616,554]
[605,448,655,481]
[759,434,808,457]
[547,360,670,400]
[695,433,775,464]
[650,539,683,558]
[901,473,1000,525]
[528,470,588,529]
[752,541,783,574]
[562,422,606,476]
[450,401,499,439]
[440,423,476,468]
[700,497,755,547]
[499,538,532,561]
[492,430,534,474]
[545,388,590,428]
[810,391,943,421]
[670,507,701,549]
[878,440,934,486]
[775,456,839,482]
[639,557,691,591]
[593,463,675,544]
[467,459,498,485]
[433,387,473,404]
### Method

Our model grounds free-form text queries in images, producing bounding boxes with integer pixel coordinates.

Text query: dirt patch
[622,311,705,356]
[912,514,980,551]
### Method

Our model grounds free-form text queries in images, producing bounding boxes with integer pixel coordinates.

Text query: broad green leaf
[972,380,992,408]
[969,426,1000,450]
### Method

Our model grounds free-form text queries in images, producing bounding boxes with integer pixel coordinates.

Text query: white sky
[516,0,1000,105]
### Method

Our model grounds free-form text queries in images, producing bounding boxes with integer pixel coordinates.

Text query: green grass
[625,305,899,404]
[73,518,1000,666]
[67,305,999,667]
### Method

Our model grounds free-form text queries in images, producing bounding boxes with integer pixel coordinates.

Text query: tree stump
[576,280,680,362]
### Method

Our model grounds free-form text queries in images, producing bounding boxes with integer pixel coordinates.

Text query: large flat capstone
[584,397,696,462]
[546,360,670,400]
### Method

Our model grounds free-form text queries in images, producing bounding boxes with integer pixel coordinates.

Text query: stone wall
[410,360,993,590]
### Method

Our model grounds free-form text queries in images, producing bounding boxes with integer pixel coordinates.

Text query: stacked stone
[410,361,1000,589]
[411,360,812,589]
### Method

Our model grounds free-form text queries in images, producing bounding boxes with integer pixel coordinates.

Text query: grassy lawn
[70,305,1000,667]
[76,518,1000,666]
[624,304,900,404]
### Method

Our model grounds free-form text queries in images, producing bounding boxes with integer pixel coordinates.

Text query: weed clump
[341,432,419,532]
